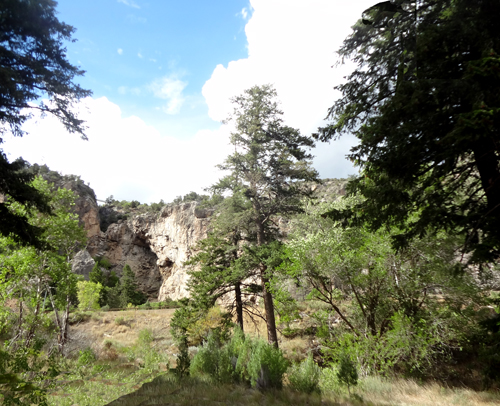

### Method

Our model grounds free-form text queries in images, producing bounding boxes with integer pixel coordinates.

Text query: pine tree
[119,264,146,307]
[318,0,500,262]
[0,0,91,246]
[213,85,318,347]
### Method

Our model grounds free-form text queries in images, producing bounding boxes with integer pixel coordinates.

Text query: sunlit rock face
[69,177,345,302]
[86,202,209,301]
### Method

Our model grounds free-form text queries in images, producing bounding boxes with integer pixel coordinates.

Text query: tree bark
[235,281,244,332]
[254,202,279,348]
[261,265,279,348]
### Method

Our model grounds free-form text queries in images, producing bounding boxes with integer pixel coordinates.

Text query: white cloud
[3,97,232,203]
[240,7,248,19]
[137,52,143,59]
[117,0,140,9]
[149,75,187,115]
[117,48,123,55]
[203,0,375,178]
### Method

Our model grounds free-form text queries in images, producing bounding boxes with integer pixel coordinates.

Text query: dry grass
[57,308,500,406]
[67,308,176,361]
[354,376,500,406]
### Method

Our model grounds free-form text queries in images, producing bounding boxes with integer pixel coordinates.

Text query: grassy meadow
[41,307,500,406]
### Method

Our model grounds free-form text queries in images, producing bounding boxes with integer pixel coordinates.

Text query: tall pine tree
[213,85,318,347]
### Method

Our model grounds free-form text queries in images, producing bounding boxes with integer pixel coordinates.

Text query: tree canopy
[213,84,319,346]
[317,0,500,262]
[0,0,90,246]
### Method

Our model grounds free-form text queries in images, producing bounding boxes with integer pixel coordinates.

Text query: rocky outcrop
[86,202,209,301]
[72,250,96,280]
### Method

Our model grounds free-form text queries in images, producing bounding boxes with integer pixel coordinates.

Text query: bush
[138,329,155,346]
[114,316,128,326]
[77,347,96,367]
[337,353,358,395]
[190,331,234,384]
[186,306,232,346]
[246,339,289,389]
[189,327,288,389]
[318,365,341,393]
[287,353,321,393]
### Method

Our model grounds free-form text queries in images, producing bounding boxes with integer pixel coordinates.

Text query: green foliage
[89,263,104,284]
[0,340,58,406]
[0,177,86,358]
[189,326,288,389]
[76,281,102,311]
[243,336,289,389]
[287,353,321,393]
[318,0,500,262]
[190,331,234,384]
[173,191,209,205]
[119,264,147,307]
[77,348,96,368]
[138,329,155,347]
[175,336,191,378]
[0,0,90,246]
[336,353,358,395]
[211,84,319,346]
[186,306,233,346]
[280,197,479,375]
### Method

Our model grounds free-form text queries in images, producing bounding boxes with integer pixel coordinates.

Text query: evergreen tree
[213,85,318,347]
[119,264,146,307]
[0,0,91,246]
[318,0,500,262]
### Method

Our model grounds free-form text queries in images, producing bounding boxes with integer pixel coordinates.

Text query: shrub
[287,353,321,393]
[190,331,234,384]
[114,316,127,326]
[100,340,119,361]
[138,329,155,347]
[246,339,289,389]
[319,365,341,393]
[337,353,358,395]
[186,306,232,346]
[77,347,96,367]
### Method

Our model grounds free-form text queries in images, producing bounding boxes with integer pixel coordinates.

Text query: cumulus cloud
[117,48,123,55]
[203,0,375,178]
[240,7,249,19]
[117,0,140,9]
[150,75,188,115]
[3,97,232,203]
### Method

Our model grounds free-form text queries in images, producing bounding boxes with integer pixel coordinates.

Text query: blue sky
[58,0,249,136]
[4,0,376,204]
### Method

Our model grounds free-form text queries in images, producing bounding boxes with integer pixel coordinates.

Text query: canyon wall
[68,178,345,301]
[77,202,209,301]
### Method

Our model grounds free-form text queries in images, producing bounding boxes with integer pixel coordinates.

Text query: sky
[3,0,375,204]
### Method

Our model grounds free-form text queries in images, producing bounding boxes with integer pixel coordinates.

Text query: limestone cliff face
[86,202,209,300]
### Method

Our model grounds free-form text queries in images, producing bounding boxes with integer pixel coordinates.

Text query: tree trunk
[474,139,500,211]
[253,200,279,348]
[473,138,500,246]
[261,265,279,348]
[235,281,244,332]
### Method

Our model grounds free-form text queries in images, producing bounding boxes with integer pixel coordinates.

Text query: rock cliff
[85,202,209,301]
[65,176,345,302]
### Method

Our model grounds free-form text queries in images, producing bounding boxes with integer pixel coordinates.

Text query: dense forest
[1,1,500,405]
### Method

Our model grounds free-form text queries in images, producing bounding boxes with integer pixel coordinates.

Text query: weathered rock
[72,250,96,279]
[87,202,209,301]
